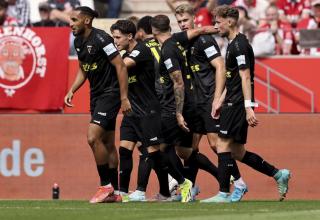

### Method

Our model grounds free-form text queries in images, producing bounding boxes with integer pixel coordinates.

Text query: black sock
[109,168,119,190]
[167,147,184,173]
[149,150,185,185]
[196,152,219,181]
[231,160,241,180]
[218,152,234,193]
[97,163,110,186]
[119,147,133,193]
[136,154,153,192]
[183,151,199,185]
[241,151,278,177]
[153,159,170,197]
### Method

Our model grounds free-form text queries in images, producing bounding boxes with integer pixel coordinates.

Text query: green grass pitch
[0,200,319,220]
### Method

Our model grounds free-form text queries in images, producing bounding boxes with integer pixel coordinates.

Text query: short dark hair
[215,5,239,21]
[74,6,99,18]
[0,0,8,9]
[175,4,194,16]
[137,16,152,34]
[110,20,137,37]
[151,15,171,33]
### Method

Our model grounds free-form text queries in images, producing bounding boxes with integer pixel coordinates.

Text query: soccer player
[111,19,193,203]
[174,4,248,202]
[201,5,291,203]
[151,14,219,202]
[65,7,131,203]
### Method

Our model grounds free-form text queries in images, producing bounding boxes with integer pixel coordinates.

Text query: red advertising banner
[0,27,70,111]
[0,114,319,200]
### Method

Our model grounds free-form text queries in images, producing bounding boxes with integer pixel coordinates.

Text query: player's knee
[87,134,100,148]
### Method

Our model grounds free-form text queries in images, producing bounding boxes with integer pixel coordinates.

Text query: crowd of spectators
[0,0,319,56]
[167,0,320,55]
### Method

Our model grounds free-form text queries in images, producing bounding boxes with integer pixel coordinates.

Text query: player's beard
[72,27,85,36]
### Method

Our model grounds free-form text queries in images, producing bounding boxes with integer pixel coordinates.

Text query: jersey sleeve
[233,37,251,70]
[198,35,221,62]
[162,44,181,74]
[127,43,149,64]
[97,32,120,61]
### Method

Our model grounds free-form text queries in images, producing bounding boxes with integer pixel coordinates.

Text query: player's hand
[211,99,222,119]
[176,113,190,132]
[64,91,74,107]
[245,107,258,127]
[121,98,132,115]
[202,26,219,34]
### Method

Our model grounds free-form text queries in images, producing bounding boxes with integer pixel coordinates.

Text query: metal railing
[255,60,315,113]
[254,76,280,113]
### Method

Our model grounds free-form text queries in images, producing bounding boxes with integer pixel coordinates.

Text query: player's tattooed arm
[169,70,185,115]
[170,70,190,132]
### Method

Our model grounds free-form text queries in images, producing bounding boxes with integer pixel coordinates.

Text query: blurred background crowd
[0,0,319,56]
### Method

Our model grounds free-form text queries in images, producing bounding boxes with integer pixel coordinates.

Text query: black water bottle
[52,183,60,199]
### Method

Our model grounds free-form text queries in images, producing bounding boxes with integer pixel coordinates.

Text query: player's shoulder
[198,34,216,43]
[144,38,160,48]
[92,28,113,44]
[233,33,249,51]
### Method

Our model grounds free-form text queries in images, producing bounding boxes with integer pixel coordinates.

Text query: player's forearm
[186,26,218,40]
[116,63,129,101]
[240,69,253,102]
[170,71,185,114]
[70,68,87,94]
[213,60,226,101]
[219,88,227,104]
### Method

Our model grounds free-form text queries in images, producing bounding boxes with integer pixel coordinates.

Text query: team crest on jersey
[191,47,195,55]
[0,27,47,97]
[87,45,96,54]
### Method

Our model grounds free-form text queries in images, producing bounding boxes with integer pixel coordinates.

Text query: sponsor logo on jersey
[236,55,246,66]
[103,43,117,56]
[204,46,218,58]
[164,58,173,70]
[130,50,140,58]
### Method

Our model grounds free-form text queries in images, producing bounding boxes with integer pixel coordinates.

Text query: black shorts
[193,104,220,134]
[161,113,193,148]
[218,103,248,144]
[120,113,162,147]
[90,94,121,131]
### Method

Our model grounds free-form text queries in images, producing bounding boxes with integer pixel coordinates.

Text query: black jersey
[159,32,194,115]
[74,28,120,100]
[225,33,255,104]
[187,34,221,105]
[123,42,160,117]
[143,37,163,102]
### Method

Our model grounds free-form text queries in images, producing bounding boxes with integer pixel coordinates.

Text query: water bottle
[52,183,60,199]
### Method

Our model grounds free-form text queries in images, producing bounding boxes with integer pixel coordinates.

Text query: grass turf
[0,200,319,220]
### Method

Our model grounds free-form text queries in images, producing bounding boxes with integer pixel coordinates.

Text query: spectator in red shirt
[166,0,216,27]
[258,5,294,54]
[0,0,18,26]
[296,0,320,55]
[277,0,311,24]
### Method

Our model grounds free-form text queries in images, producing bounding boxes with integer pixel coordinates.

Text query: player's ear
[227,18,232,27]
[128,33,133,40]
[84,17,91,25]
